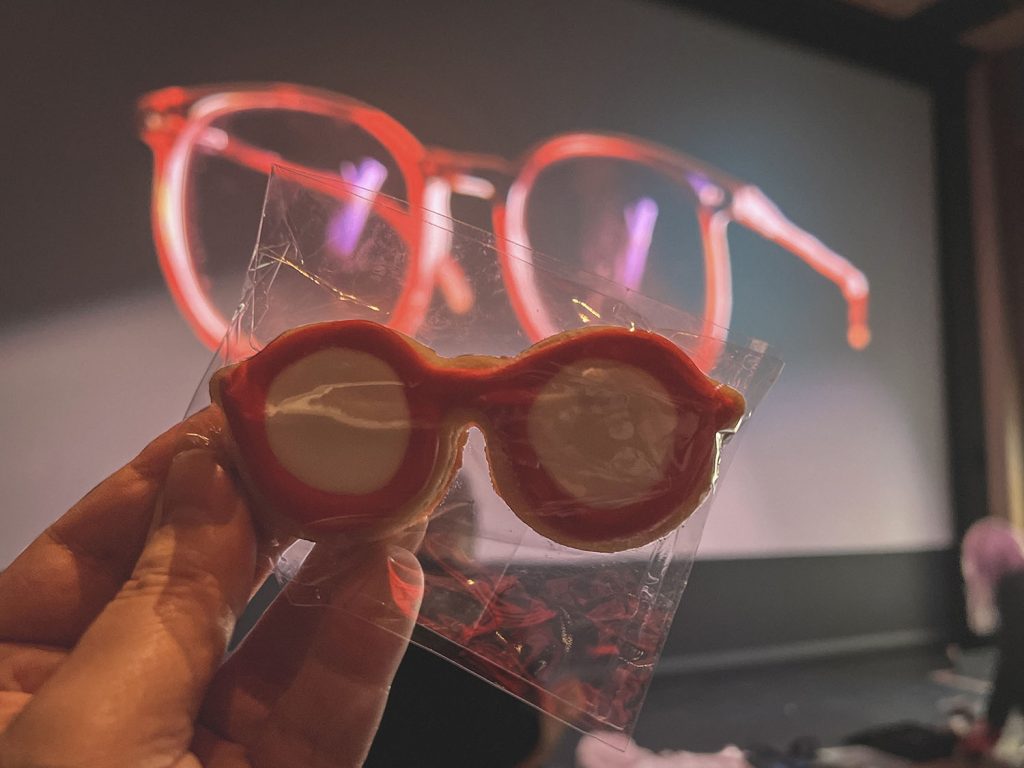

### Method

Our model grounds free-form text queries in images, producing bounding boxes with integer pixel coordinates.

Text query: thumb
[1,449,257,767]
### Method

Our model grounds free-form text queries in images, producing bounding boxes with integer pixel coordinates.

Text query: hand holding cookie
[0,409,423,768]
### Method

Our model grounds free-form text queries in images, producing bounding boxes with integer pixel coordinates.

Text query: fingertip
[160,449,241,526]
[384,546,424,620]
[147,449,257,619]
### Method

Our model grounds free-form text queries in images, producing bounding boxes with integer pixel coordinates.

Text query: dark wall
[666,550,957,667]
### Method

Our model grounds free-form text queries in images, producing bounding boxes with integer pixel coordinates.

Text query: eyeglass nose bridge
[422,147,517,204]
[423,147,516,178]
[414,158,513,318]
[409,149,527,323]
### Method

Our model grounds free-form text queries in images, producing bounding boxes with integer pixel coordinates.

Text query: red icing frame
[214,321,745,550]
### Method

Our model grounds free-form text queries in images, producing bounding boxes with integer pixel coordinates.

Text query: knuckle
[120,560,223,610]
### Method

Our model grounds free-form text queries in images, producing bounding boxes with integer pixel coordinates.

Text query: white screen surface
[0,0,950,567]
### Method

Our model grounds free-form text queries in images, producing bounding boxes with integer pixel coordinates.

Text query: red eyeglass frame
[139,82,870,369]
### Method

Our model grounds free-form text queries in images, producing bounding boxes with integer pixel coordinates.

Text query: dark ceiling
[841,0,1024,52]
[854,0,1024,50]
[663,0,1024,84]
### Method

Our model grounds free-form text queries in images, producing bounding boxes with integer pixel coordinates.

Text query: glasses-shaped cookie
[212,321,746,552]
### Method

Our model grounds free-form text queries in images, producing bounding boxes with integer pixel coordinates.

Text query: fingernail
[161,449,237,526]
[385,547,423,618]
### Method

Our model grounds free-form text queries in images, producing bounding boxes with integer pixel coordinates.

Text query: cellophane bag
[186,165,782,740]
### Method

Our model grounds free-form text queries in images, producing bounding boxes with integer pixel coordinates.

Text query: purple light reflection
[617,196,658,291]
[327,157,389,258]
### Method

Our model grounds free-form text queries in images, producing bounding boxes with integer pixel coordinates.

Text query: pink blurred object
[959,720,1001,757]
[576,731,752,768]
[962,518,1024,592]
[961,517,1024,634]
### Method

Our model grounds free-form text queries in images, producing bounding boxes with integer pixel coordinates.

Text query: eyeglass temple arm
[730,185,871,349]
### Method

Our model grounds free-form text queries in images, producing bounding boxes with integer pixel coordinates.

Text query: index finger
[200,541,424,768]
[0,407,232,647]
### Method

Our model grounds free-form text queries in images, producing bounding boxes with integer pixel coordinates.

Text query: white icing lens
[527,359,679,508]
[264,348,412,495]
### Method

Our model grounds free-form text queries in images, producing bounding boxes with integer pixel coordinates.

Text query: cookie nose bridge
[432,353,505,413]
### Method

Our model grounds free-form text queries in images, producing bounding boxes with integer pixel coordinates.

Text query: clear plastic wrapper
[186,166,782,738]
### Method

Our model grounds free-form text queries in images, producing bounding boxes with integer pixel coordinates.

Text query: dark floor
[542,646,995,767]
